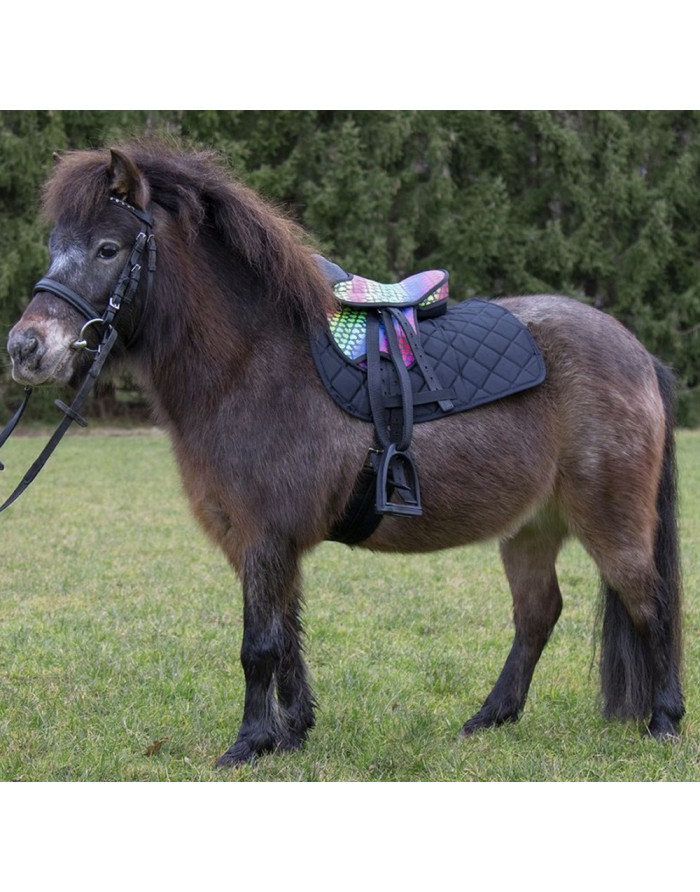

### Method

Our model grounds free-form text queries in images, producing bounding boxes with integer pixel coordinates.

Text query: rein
[0,196,156,513]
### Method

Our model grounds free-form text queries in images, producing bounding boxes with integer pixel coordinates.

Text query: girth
[311,256,546,543]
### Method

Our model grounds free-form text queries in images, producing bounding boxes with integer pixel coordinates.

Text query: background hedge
[3,110,700,424]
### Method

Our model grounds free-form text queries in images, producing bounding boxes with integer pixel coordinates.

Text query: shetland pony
[6,143,683,765]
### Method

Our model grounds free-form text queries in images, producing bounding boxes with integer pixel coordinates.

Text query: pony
[5,142,684,766]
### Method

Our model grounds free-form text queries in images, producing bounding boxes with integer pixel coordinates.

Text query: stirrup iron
[375,444,422,516]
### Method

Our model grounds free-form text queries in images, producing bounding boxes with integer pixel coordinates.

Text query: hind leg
[556,359,684,736]
[461,515,566,736]
[569,487,684,737]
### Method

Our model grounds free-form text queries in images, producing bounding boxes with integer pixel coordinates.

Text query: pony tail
[650,359,684,682]
[599,583,653,718]
[599,359,684,725]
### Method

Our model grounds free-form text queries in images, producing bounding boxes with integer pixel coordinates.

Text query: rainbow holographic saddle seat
[318,256,450,369]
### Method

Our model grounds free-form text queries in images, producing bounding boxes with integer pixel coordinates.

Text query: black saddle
[311,256,546,542]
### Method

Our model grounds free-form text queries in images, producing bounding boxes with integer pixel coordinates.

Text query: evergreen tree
[2,110,700,423]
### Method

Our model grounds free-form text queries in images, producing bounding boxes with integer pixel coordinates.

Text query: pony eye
[97,242,120,259]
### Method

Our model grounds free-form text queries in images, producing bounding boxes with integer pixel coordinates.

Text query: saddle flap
[328,305,417,366]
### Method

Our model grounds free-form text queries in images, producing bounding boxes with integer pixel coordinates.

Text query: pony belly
[360,396,560,553]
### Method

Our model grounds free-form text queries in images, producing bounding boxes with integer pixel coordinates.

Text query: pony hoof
[275,736,305,754]
[646,715,681,740]
[460,707,518,738]
[216,737,273,768]
[459,714,493,737]
[459,720,483,738]
[216,748,254,769]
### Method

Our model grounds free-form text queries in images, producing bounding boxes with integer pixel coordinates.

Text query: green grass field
[1,427,700,782]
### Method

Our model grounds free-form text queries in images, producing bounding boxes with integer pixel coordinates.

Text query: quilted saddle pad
[311,298,546,424]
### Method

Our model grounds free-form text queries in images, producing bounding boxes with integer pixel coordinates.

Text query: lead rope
[0,386,33,469]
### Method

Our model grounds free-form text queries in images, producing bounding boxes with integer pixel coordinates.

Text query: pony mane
[42,138,335,329]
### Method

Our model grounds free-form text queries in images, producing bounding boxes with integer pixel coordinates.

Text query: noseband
[33,196,156,350]
[0,196,157,513]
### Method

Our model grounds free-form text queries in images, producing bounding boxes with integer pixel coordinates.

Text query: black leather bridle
[0,196,156,513]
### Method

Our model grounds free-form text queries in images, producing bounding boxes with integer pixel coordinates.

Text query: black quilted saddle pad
[311,298,546,423]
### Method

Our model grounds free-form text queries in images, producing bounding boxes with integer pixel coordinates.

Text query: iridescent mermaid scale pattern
[328,269,449,367]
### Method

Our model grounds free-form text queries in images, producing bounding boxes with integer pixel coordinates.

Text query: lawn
[1,426,700,781]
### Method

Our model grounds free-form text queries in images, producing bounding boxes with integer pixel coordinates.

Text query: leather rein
[0,196,156,513]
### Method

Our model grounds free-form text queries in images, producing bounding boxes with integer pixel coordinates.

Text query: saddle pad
[311,298,546,423]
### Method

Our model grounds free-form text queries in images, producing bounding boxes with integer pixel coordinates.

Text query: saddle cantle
[311,256,546,542]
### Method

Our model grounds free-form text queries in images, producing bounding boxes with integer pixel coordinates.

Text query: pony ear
[108,148,150,209]
[52,151,62,166]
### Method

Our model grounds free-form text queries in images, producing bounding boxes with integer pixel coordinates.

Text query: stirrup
[374,444,422,516]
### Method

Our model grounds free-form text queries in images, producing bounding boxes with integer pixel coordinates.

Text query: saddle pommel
[314,254,449,316]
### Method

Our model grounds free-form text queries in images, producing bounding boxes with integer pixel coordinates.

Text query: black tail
[599,359,684,726]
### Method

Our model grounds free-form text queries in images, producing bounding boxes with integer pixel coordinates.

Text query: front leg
[275,593,316,751]
[217,540,314,767]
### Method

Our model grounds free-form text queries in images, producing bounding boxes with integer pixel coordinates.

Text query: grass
[1,427,700,781]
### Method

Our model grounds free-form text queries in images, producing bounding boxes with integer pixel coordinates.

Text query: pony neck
[133,229,313,429]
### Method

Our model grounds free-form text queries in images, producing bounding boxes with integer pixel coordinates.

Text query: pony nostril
[9,331,43,368]
[20,336,39,361]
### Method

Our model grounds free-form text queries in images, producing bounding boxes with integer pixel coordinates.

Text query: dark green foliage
[2,110,700,423]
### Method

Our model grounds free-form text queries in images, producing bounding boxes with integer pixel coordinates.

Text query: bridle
[0,195,157,513]
[35,196,156,351]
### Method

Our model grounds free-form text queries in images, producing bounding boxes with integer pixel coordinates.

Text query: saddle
[311,256,546,541]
